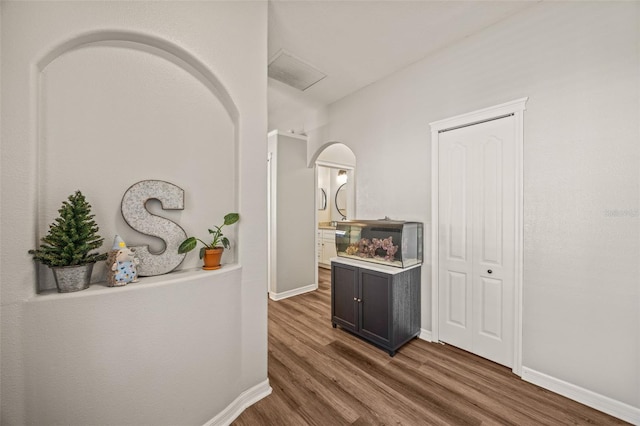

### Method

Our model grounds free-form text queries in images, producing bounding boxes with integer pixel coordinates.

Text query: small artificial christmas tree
[29,190,107,267]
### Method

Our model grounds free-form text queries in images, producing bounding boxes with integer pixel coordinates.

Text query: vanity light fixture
[337,170,348,185]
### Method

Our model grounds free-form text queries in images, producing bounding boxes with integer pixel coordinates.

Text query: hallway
[234,268,626,425]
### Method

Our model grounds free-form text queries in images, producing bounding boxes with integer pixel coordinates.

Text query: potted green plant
[29,190,107,292]
[178,213,239,270]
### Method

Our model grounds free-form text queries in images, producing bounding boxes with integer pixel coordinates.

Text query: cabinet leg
[389,350,396,357]
[332,323,337,328]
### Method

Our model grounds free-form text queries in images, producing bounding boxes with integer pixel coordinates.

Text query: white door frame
[430,97,528,376]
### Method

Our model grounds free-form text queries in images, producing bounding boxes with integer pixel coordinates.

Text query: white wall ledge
[30,264,242,301]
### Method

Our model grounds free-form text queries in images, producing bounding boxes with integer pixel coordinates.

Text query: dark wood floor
[234,268,627,425]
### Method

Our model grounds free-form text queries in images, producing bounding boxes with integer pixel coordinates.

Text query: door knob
[487,269,493,274]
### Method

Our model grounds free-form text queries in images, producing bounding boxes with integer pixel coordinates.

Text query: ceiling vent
[268,50,326,91]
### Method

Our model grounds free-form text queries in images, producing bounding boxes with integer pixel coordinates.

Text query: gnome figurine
[107,235,139,287]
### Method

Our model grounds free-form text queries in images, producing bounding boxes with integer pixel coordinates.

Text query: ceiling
[267,0,538,131]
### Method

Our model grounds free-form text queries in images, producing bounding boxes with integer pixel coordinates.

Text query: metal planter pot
[51,263,94,293]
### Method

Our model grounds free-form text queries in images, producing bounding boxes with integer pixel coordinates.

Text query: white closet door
[438,116,516,367]
[438,136,474,349]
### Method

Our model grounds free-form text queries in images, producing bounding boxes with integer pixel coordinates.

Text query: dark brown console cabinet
[331,259,421,356]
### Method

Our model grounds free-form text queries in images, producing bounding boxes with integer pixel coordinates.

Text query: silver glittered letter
[121,180,187,276]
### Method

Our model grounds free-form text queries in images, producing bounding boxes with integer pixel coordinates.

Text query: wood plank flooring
[233,268,628,425]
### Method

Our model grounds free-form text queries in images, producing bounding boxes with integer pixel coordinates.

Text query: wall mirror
[317,188,327,210]
[335,183,348,219]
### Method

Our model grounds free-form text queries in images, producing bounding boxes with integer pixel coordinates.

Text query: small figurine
[107,235,139,287]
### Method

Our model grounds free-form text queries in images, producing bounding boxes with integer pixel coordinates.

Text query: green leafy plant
[178,213,240,259]
[29,190,107,267]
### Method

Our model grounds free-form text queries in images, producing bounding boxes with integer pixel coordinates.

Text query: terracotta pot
[202,247,224,270]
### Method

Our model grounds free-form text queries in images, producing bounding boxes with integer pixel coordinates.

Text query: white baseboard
[522,367,640,425]
[419,328,433,342]
[269,283,317,301]
[203,379,272,426]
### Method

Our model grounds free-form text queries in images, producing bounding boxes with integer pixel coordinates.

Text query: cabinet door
[323,230,337,261]
[331,263,358,331]
[359,269,391,346]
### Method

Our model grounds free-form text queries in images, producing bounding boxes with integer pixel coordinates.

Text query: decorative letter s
[121,180,187,276]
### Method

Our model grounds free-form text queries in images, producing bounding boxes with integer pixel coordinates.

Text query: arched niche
[35,31,240,289]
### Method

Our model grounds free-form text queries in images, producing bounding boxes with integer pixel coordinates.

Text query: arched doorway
[313,143,356,277]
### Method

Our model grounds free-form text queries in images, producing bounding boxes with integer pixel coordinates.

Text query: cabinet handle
[487,269,493,274]
[353,297,357,301]
[357,298,362,303]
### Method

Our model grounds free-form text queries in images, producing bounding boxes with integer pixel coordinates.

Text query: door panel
[448,142,469,261]
[331,264,358,331]
[479,137,502,265]
[478,276,503,339]
[472,118,515,367]
[439,138,473,351]
[360,270,390,345]
[439,116,515,368]
[446,271,468,328]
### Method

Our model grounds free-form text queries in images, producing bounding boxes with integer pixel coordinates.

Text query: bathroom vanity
[318,225,337,269]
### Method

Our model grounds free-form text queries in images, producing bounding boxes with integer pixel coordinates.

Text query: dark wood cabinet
[331,259,421,356]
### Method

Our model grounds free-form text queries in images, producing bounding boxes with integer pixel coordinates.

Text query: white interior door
[438,115,516,368]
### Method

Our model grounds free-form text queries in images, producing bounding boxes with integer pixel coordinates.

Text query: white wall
[268,131,316,298]
[1,2,268,424]
[321,1,639,418]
